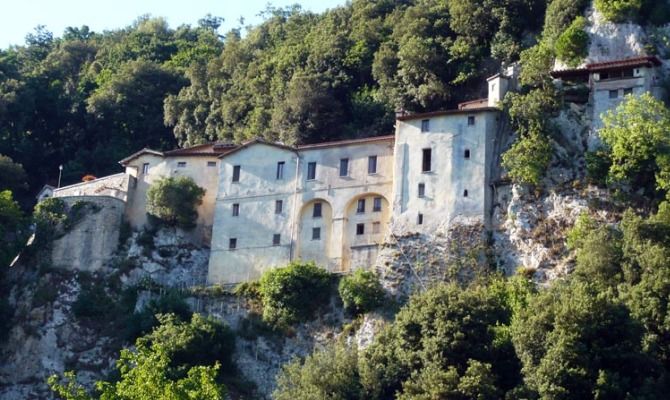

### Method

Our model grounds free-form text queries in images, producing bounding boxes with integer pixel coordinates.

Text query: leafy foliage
[258,261,332,327]
[0,190,26,267]
[32,197,67,246]
[146,176,205,229]
[502,131,553,186]
[555,17,589,67]
[594,0,643,22]
[338,269,385,314]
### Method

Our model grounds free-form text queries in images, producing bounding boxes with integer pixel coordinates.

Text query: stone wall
[53,173,128,201]
[51,196,125,271]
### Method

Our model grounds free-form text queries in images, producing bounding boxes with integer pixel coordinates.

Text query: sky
[0,0,346,48]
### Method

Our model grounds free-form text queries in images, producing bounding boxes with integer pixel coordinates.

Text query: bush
[542,0,590,46]
[33,197,67,245]
[595,0,643,22]
[146,176,205,230]
[585,149,612,186]
[555,17,589,67]
[258,262,332,327]
[338,269,385,314]
[502,132,553,186]
[72,278,115,320]
[125,290,192,340]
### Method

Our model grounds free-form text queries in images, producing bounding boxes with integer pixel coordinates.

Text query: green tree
[338,269,385,314]
[594,0,644,22]
[502,131,553,186]
[146,176,205,229]
[0,155,27,192]
[258,261,332,327]
[599,93,670,198]
[555,17,589,68]
[0,190,25,267]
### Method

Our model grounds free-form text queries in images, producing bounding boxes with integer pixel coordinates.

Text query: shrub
[595,0,643,22]
[258,262,332,327]
[146,176,205,230]
[338,269,385,314]
[585,149,612,186]
[33,197,67,245]
[555,17,589,68]
[125,290,192,339]
[502,132,552,186]
[542,0,590,46]
[72,279,115,320]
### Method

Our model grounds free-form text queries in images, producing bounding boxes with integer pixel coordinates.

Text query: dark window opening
[417,213,424,225]
[312,227,321,240]
[357,199,366,213]
[421,119,430,132]
[609,90,618,99]
[232,165,240,182]
[276,161,285,180]
[207,161,216,167]
[313,202,322,218]
[373,197,382,212]
[422,148,432,172]
[464,149,471,159]
[339,158,349,177]
[368,155,377,174]
[232,203,239,217]
[463,189,469,197]
[356,223,365,235]
[307,162,317,180]
[418,183,425,198]
[273,234,281,246]
[275,200,283,214]
[467,116,475,126]
[177,161,187,168]
[142,163,150,174]
[229,238,237,250]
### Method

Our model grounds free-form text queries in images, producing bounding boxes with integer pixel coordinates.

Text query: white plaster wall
[124,154,220,242]
[207,140,394,284]
[392,111,498,235]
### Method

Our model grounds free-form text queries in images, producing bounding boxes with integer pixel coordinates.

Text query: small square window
[272,234,281,246]
[418,183,425,198]
[356,223,365,235]
[142,163,150,174]
[312,227,321,240]
[463,189,468,197]
[275,200,283,214]
[467,116,475,126]
[464,149,471,159]
[609,90,618,99]
[373,197,382,212]
[339,158,349,177]
[357,199,366,213]
[422,148,432,172]
[417,213,424,225]
[372,222,381,234]
[232,165,241,182]
[232,203,239,217]
[276,161,285,180]
[368,155,378,174]
[177,161,187,168]
[421,119,430,132]
[207,161,216,167]
[307,162,317,180]
[229,238,237,250]
[313,202,322,218]
[624,88,633,96]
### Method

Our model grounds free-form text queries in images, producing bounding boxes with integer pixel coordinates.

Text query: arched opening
[296,198,333,269]
[342,193,390,271]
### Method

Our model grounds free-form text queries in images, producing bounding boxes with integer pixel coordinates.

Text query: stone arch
[296,198,333,269]
[342,192,391,271]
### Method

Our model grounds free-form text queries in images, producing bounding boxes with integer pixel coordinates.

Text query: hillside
[1,0,670,399]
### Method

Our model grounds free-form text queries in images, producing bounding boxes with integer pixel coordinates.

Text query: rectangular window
[177,161,187,168]
[373,197,382,212]
[623,69,634,78]
[232,203,239,217]
[313,202,322,218]
[275,200,283,214]
[368,155,377,174]
[232,165,241,182]
[339,158,349,177]
[609,90,618,99]
[422,148,432,172]
[356,223,365,235]
[464,149,471,159]
[421,119,430,132]
[207,161,216,167]
[273,234,281,246]
[312,227,321,240]
[357,199,366,214]
[624,88,633,96]
[468,116,475,126]
[372,222,381,234]
[307,162,317,180]
[276,161,285,180]
[417,213,424,225]
[142,163,150,174]
[418,183,425,198]
[229,238,237,250]
[463,189,469,197]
